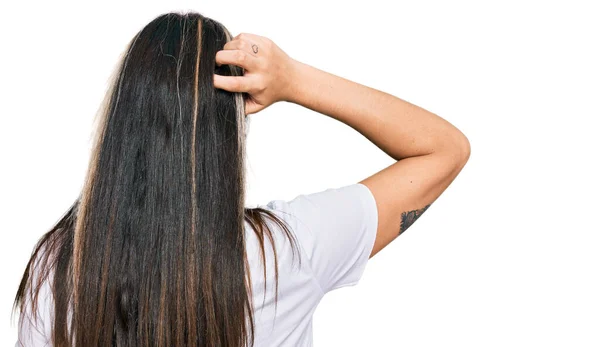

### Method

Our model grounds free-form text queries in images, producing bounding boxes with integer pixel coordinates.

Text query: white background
[1,0,599,346]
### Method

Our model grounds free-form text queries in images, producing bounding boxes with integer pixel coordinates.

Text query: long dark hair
[13,11,301,347]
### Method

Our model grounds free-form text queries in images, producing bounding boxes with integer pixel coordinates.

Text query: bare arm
[286,60,469,161]
[214,33,470,258]
[286,60,470,258]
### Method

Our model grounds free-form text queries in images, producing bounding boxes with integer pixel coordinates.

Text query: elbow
[457,134,471,163]
[442,133,471,167]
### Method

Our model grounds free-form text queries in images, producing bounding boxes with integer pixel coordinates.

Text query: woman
[13,11,470,347]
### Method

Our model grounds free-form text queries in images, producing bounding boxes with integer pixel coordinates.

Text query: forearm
[286,59,469,160]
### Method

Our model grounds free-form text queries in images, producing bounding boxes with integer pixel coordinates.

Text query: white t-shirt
[16,183,379,347]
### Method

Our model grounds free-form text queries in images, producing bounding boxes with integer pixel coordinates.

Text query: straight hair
[13,11,301,347]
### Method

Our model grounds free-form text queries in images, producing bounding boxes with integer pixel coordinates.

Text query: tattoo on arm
[399,204,431,235]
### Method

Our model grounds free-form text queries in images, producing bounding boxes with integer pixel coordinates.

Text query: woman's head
[14,11,299,347]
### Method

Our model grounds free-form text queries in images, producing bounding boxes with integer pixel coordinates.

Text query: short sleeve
[268,183,378,294]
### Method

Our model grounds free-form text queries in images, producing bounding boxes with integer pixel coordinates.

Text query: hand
[214,33,296,115]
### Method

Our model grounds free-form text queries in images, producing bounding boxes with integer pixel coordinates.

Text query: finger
[223,38,256,56]
[233,32,259,41]
[214,74,254,93]
[215,49,258,70]
[244,99,262,115]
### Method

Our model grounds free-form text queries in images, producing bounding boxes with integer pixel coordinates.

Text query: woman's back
[17,183,379,347]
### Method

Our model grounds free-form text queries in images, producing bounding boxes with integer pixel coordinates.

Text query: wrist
[281,58,306,104]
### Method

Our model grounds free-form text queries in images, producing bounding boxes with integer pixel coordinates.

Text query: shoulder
[260,183,378,293]
[263,183,377,232]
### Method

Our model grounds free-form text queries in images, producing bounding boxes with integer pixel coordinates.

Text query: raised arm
[286,60,470,258]
[214,33,470,258]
